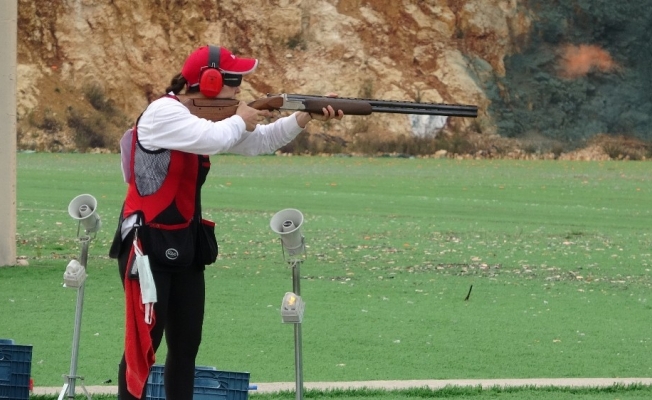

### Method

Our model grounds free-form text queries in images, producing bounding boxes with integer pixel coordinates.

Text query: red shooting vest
[110,94,213,268]
[122,132,200,226]
[122,94,209,227]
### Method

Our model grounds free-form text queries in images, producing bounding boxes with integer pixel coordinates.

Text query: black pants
[117,237,205,400]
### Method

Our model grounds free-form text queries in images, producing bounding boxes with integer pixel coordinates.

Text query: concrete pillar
[0,0,17,266]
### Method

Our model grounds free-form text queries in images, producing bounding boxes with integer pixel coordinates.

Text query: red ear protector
[199,45,223,98]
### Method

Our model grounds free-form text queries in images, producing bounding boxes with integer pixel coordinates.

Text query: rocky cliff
[15,0,650,156]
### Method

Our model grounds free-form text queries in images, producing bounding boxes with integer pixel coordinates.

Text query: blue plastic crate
[146,364,250,400]
[0,340,33,400]
[146,365,165,400]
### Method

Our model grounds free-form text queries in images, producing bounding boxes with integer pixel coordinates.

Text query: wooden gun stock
[178,94,285,122]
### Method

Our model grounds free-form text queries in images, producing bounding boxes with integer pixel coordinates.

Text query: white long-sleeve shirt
[137,94,304,155]
[120,93,304,238]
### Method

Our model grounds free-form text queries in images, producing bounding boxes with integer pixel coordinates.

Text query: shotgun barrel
[284,94,478,118]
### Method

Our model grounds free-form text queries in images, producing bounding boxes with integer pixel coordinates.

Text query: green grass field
[2,153,652,399]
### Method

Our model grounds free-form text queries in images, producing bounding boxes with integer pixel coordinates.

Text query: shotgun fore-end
[298,98,373,115]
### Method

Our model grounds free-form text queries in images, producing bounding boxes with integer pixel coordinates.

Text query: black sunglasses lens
[223,74,243,87]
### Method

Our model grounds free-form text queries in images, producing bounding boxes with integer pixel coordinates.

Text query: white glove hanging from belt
[131,232,157,325]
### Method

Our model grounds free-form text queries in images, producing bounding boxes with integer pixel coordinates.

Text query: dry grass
[280,130,651,161]
[17,72,128,153]
[588,134,652,160]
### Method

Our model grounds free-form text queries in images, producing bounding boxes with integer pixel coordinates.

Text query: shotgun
[178,93,478,122]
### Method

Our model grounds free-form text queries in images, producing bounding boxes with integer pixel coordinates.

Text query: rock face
[15,0,650,153]
[15,0,528,151]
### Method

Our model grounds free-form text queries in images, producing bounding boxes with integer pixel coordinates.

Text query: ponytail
[165,73,187,94]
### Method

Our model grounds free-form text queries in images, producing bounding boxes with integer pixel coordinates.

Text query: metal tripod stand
[58,235,92,400]
[288,258,304,400]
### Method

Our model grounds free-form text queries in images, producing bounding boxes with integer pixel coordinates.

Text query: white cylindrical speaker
[270,208,304,256]
[68,194,102,233]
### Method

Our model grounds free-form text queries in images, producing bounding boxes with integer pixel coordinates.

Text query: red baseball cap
[181,45,258,87]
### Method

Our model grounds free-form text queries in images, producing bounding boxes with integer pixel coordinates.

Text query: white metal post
[0,0,17,266]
